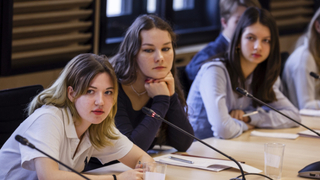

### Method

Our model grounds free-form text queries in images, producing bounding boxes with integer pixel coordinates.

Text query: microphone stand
[236,87,320,179]
[15,135,90,180]
[310,72,320,79]
[142,107,246,180]
[235,87,320,137]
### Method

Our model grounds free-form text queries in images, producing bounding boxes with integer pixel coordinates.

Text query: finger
[237,111,243,121]
[234,111,240,120]
[229,111,235,118]
[135,168,144,172]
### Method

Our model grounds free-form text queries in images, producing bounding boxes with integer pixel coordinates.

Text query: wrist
[247,116,251,123]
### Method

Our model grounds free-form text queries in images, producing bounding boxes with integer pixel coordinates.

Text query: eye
[246,36,254,41]
[263,39,271,43]
[105,90,113,95]
[162,47,171,51]
[87,89,94,94]
[143,49,154,53]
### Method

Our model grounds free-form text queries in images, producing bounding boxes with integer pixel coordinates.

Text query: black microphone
[236,87,320,179]
[310,72,320,79]
[235,87,320,137]
[15,135,90,180]
[142,107,247,180]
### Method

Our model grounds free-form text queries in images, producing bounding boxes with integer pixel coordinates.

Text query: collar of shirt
[62,108,92,159]
[221,33,231,43]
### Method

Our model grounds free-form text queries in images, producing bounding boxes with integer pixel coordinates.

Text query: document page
[154,154,262,173]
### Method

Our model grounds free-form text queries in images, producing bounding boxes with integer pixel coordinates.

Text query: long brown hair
[109,14,186,108]
[226,7,280,106]
[28,53,119,149]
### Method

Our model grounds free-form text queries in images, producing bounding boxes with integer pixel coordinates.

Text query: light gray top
[187,60,301,139]
[282,37,320,110]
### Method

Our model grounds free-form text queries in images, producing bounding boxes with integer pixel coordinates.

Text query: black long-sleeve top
[115,84,194,152]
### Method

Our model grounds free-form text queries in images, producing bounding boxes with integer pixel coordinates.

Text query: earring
[236,47,240,53]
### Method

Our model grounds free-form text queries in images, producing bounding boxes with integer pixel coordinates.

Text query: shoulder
[26,105,67,129]
[196,60,229,83]
[31,105,64,119]
[287,46,315,70]
[200,60,227,72]
[117,83,130,102]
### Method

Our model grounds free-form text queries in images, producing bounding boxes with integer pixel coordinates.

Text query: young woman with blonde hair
[282,7,320,110]
[0,53,154,180]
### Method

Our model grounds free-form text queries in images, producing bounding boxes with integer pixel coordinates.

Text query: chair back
[177,66,192,99]
[0,85,44,148]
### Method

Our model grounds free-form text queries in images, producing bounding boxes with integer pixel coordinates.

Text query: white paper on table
[250,130,299,139]
[299,109,320,117]
[298,129,320,138]
[154,154,262,173]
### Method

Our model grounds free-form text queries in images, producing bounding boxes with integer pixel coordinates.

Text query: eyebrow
[88,86,114,90]
[141,42,171,46]
[246,33,271,38]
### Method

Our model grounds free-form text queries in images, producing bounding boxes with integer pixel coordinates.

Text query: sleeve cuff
[248,112,260,126]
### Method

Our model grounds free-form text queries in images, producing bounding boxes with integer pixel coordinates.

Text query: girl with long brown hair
[187,7,301,139]
[110,14,194,152]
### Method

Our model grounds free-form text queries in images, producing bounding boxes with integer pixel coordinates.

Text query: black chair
[176,65,193,99]
[280,52,290,78]
[0,85,44,148]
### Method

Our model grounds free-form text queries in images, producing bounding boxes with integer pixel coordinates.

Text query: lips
[153,66,165,69]
[92,109,104,115]
[252,54,262,58]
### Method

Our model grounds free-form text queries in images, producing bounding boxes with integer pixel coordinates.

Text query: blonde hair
[306,7,320,71]
[28,53,119,149]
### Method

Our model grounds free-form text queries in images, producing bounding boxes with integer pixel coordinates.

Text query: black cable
[235,173,273,180]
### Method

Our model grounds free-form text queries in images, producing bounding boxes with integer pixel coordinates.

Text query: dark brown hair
[226,7,280,106]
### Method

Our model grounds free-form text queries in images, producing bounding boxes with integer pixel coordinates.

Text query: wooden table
[163,116,320,180]
[87,116,320,179]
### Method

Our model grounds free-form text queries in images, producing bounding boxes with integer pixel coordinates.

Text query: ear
[315,20,320,34]
[236,42,241,49]
[67,86,75,102]
[221,17,228,29]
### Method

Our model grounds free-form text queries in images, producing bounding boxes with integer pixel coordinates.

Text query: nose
[254,40,262,51]
[95,92,104,106]
[154,49,164,63]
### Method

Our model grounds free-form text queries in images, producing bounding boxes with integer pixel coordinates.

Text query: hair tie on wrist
[112,174,117,180]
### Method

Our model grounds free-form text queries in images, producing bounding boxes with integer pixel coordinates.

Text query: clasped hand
[229,110,254,129]
[144,72,175,98]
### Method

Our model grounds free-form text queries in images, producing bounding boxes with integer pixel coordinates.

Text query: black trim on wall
[99,0,221,56]
[0,0,95,76]
[0,0,13,76]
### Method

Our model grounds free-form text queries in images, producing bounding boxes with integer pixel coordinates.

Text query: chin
[150,73,168,79]
[91,118,106,124]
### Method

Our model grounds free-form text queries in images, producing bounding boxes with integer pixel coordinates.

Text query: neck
[131,71,147,94]
[240,57,258,79]
[74,118,91,139]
